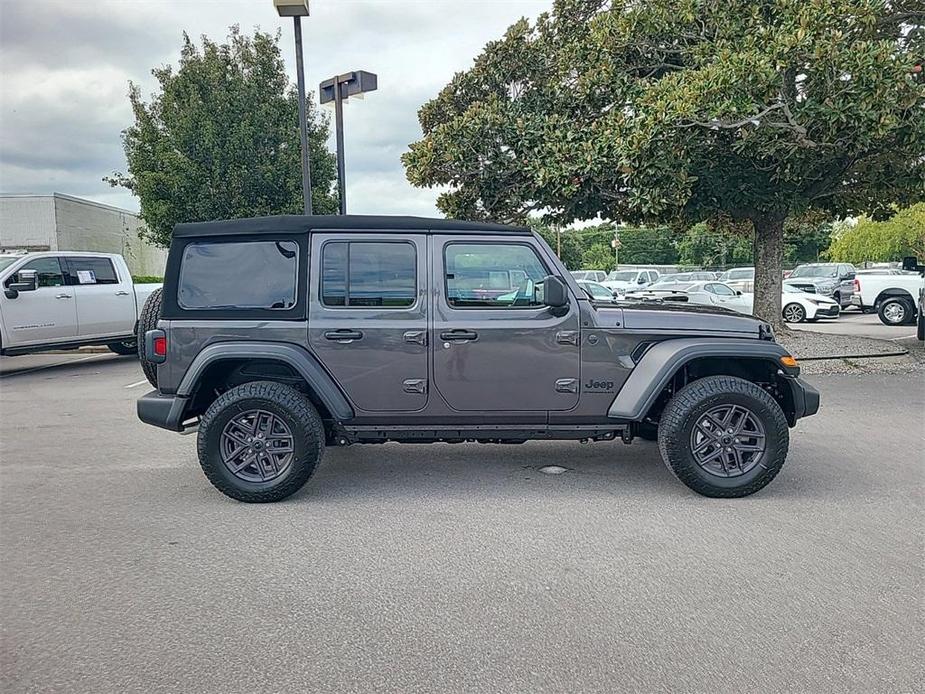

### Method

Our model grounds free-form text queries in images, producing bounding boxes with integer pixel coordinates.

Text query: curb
[797,349,909,361]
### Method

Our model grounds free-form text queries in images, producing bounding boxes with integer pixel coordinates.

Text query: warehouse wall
[0,194,167,277]
[0,196,57,251]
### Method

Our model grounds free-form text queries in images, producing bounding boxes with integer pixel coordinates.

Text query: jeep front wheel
[197,381,324,502]
[657,375,789,498]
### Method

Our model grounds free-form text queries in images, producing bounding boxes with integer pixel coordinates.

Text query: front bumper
[137,390,191,432]
[784,376,820,425]
[813,303,841,318]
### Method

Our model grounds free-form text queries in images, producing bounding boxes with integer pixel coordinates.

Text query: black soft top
[172,214,531,238]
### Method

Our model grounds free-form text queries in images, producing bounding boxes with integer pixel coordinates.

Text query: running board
[337,424,629,444]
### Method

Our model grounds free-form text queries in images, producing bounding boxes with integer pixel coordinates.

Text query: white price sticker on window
[77,270,96,284]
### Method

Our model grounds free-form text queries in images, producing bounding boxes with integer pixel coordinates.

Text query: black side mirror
[4,269,38,298]
[736,290,742,295]
[542,275,568,309]
[902,256,921,272]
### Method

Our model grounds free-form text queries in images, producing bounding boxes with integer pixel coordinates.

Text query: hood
[598,301,767,337]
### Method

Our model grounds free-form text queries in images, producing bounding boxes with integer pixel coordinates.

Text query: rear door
[431,236,581,411]
[64,256,135,337]
[1,256,77,347]
[308,233,429,412]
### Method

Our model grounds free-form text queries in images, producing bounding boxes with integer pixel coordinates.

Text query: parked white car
[601,268,660,296]
[851,271,924,326]
[681,281,840,322]
[717,267,755,293]
[570,270,608,283]
[0,252,161,356]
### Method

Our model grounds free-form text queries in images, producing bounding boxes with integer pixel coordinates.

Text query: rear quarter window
[178,241,299,310]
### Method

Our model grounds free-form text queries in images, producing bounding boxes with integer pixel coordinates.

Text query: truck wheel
[197,381,324,503]
[782,303,806,323]
[137,287,162,387]
[877,297,913,326]
[657,375,789,498]
[107,340,137,356]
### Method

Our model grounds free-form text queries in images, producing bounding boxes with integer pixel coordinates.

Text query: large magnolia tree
[107,27,338,247]
[403,0,924,326]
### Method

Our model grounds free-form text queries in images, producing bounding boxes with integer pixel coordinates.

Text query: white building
[0,193,167,277]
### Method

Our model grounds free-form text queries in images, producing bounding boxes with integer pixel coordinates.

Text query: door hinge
[402,378,427,394]
[556,330,580,346]
[555,378,579,394]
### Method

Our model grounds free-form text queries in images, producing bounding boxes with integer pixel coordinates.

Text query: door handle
[115,290,130,296]
[440,329,478,342]
[324,329,363,342]
[55,293,72,299]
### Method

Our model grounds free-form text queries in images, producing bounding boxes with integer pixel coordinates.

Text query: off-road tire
[137,287,163,387]
[877,297,914,326]
[657,375,790,498]
[782,302,806,323]
[197,381,324,503]
[107,340,137,356]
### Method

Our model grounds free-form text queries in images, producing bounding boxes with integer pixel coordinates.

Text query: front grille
[789,283,816,293]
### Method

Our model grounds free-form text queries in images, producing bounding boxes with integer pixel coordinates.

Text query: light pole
[274,0,313,215]
[320,70,378,214]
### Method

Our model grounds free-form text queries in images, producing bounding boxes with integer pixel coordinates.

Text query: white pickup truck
[0,252,161,356]
[851,270,924,326]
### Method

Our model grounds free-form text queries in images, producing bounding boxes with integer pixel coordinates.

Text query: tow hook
[621,428,634,444]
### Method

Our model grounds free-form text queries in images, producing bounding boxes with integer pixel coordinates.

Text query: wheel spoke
[220,409,295,483]
[691,403,766,478]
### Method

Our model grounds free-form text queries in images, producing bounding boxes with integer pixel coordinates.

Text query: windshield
[724,268,754,280]
[606,271,637,282]
[0,256,20,272]
[653,274,681,284]
[791,265,837,278]
[579,282,613,300]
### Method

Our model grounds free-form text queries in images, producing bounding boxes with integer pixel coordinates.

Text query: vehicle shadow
[0,352,136,379]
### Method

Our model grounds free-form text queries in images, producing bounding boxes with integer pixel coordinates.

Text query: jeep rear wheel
[137,287,163,387]
[657,375,789,498]
[197,381,324,503]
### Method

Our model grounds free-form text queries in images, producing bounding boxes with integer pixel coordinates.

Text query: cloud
[0,0,549,216]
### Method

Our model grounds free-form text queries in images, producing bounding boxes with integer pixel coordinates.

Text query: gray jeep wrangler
[137,215,819,502]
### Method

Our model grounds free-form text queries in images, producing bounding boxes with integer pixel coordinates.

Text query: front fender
[608,338,794,420]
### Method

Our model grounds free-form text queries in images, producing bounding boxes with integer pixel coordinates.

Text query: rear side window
[178,241,298,310]
[65,257,118,285]
[321,241,416,308]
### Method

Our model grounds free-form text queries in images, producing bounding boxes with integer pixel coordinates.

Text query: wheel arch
[874,288,916,307]
[609,338,796,423]
[179,342,354,423]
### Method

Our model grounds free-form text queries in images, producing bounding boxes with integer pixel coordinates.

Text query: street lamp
[319,70,378,214]
[274,0,312,215]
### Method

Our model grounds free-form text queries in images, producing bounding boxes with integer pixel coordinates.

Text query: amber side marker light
[780,355,799,368]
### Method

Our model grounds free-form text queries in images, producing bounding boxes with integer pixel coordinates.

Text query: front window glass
[321,241,416,308]
[791,265,837,278]
[445,243,548,308]
[711,283,735,296]
[7,257,65,287]
[178,241,298,310]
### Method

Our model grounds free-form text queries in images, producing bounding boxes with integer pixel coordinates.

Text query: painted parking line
[124,379,150,389]
[0,353,108,378]
[889,334,917,341]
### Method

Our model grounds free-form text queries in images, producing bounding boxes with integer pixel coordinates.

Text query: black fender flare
[608,338,793,420]
[177,342,354,422]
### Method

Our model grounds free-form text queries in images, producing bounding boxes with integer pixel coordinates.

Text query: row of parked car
[571,262,925,328]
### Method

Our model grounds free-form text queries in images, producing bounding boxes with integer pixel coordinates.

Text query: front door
[431,236,581,411]
[308,233,429,412]
[64,256,135,337]
[1,256,77,347]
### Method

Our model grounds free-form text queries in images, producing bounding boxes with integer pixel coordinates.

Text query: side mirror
[542,275,568,309]
[902,256,921,272]
[4,269,38,298]
[736,290,742,295]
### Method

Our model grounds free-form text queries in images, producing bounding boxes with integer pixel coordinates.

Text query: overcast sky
[0,0,549,215]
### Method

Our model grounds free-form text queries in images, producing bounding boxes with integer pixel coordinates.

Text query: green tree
[826,203,925,262]
[106,27,337,246]
[403,1,924,326]
[677,222,753,267]
[531,222,585,269]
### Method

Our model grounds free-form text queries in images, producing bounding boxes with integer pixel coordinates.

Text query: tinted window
[66,257,118,285]
[8,257,65,288]
[445,243,549,308]
[178,241,298,310]
[321,242,416,308]
[710,283,735,296]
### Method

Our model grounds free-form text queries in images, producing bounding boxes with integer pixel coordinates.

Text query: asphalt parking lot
[1,351,923,693]
[800,308,922,343]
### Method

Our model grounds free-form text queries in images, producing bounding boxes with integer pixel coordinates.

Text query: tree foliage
[106,27,337,246]
[826,203,925,262]
[403,0,924,324]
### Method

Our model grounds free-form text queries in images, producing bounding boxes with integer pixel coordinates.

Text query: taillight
[854,279,860,293]
[145,329,167,364]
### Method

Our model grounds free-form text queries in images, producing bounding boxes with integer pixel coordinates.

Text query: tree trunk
[752,216,785,330]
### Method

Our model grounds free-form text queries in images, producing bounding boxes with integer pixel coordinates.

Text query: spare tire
[137,287,163,387]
